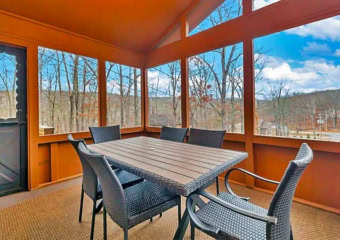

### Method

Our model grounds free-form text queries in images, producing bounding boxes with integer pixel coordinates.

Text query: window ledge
[145,126,245,142]
[253,135,340,154]
[37,126,144,144]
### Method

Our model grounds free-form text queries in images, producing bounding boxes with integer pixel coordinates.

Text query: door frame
[0,42,27,196]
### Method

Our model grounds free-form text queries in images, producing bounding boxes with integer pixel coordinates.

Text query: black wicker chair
[78,142,182,240]
[188,128,226,194]
[160,126,188,142]
[89,125,121,144]
[67,134,143,240]
[187,143,313,240]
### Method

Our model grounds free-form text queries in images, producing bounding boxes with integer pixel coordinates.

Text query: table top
[87,136,248,196]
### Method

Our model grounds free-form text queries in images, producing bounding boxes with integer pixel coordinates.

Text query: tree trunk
[73,56,80,132]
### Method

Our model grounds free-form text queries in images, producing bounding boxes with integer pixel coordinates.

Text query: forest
[0,0,339,141]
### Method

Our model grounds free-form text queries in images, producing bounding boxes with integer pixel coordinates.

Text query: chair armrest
[225,168,280,200]
[186,196,220,236]
[190,190,277,225]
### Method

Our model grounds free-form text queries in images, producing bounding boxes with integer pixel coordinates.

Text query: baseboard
[36,174,82,189]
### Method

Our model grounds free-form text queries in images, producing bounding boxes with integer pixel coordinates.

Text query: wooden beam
[98,59,107,126]
[243,0,255,188]
[150,0,224,51]
[243,0,253,15]
[181,58,189,128]
[148,0,201,51]
[27,43,40,189]
[141,69,149,127]
[180,17,189,128]
[146,0,340,68]
[187,0,224,32]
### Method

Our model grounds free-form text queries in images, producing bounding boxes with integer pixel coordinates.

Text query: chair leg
[95,200,103,214]
[103,207,107,240]
[290,224,294,240]
[178,202,181,225]
[79,187,84,222]
[90,199,97,240]
[124,228,128,240]
[150,217,153,222]
[216,177,219,195]
[191,223,195,240]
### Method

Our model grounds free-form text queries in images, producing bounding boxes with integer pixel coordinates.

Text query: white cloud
[258,55,340,94]
[335,49,340,57]
[285,16,340,42]
[302,42,331,55]
[262,62,318,83]
[253,0,279,10]
[147,70,174,96]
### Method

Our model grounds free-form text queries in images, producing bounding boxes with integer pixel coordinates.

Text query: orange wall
[0,10,146,189]
[254,144,340,211]
[37,144,51,185]
[36,132,145,187]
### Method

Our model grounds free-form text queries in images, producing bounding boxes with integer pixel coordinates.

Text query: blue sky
[188,0,340,97]
[255,15,340,95]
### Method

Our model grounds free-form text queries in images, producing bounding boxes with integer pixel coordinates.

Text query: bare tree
[265,79,291,136]
[151,61,181,127]
[106,63,140,127]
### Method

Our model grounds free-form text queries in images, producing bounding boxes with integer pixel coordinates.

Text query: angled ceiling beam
[146,0,340,68]
[148,0,224,53]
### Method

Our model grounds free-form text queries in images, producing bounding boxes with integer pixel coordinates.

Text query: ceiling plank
[0,0,197,53]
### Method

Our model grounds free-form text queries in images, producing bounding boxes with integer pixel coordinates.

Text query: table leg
[173,195,205,240]
[173,204,192,239]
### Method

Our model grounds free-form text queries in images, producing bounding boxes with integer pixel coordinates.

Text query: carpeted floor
[0,179,340,240]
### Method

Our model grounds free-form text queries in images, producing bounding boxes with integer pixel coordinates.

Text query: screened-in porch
[0,0,339,239]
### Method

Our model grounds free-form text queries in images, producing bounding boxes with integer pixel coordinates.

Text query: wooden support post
[243,0,255,188]
[180,16,189,128]
[98,59,107,127]
[181,59,189,128]
[27,44,40,189]
[141,69,148,129]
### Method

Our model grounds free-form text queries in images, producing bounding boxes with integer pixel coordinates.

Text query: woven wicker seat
[196,192,267,240]
[187,143,313,240]
[68,134,143,240]
[188,128,226,195]
[78,143,181,240]
[89,125,121,144]
[160,126,188,142]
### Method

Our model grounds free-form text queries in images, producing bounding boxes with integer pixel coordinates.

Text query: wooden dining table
[87,136,248,239]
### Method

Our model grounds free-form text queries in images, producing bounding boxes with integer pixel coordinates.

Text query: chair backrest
[267,143,313,240]
[89,125,121,144]
[188,128,226,148]
[67,134,98,200]
[78,142,128,228]
[160,126,188,142]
